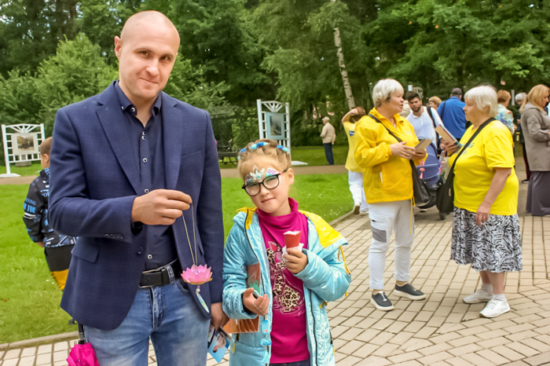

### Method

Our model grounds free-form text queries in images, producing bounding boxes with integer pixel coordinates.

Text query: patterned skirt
[451,207,522,272]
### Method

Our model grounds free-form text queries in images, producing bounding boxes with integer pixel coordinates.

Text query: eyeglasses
[242,169,288,196]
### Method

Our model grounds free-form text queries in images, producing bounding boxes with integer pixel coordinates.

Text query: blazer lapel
[96,86,141,195]
[162,94,184,190]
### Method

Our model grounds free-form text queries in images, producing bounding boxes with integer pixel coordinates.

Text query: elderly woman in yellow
[443,85,521,318]
[354,79,427,311]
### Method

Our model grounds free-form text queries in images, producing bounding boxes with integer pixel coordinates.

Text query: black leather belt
[139,260,181,288]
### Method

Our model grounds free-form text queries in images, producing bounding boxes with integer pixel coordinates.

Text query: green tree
[165,0,272,107]
[35,34,118,135]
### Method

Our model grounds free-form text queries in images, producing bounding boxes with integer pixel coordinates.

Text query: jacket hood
[524,102,541,112]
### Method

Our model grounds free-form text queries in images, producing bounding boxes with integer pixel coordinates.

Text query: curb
[1,331,78,350]
[329,209,355,226]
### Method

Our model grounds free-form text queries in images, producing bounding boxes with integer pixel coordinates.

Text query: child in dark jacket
[23,137,76,290]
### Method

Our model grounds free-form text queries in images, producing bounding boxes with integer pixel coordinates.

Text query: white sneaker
[480,298,510,318]
[360,210,369,215]
[463,289,493,304]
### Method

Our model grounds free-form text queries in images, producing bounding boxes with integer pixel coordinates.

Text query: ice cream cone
[284,231,301,248]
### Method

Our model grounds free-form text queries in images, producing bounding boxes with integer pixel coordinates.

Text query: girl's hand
[284,248,308,274]
[476,202,491,226]
[242,288,268,316]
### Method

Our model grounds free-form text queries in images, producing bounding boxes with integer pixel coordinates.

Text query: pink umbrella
[67,324,99,366]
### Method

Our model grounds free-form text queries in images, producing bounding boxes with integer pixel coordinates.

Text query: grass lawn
[0,163,43,177]
[0,173,351,343]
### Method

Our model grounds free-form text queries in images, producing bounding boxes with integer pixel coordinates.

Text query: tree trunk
[331,0,355,110]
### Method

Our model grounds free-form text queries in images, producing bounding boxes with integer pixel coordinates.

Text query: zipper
[310,291,318,365]
[244,213,270,361]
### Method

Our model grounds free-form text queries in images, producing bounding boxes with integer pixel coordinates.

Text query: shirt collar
[114,80,162,117]
[370,108,404,125]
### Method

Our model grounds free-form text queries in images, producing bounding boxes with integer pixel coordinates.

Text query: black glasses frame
[242,169,288,196]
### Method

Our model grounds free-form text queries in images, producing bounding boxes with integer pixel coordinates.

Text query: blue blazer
[49,84,224,330]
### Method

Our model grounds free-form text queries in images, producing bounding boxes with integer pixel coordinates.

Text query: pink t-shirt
[257,198,310,363]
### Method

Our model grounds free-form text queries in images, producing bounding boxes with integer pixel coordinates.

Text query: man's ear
[114,36,122,59]
[43,154,50,164]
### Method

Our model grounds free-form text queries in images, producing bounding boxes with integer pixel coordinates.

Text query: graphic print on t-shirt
[266,241,305,314]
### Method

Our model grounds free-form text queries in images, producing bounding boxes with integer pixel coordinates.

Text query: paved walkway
[2,208,549,366]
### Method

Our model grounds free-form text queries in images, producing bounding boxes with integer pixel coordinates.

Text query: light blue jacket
[222,207,352,366]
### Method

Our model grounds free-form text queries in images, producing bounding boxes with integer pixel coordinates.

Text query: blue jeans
[323,143,334,165]
[85,275,209,366]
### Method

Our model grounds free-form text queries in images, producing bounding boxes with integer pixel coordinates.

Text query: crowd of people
[18,9,550,366]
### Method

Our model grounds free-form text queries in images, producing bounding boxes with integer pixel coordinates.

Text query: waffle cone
[284,231,301,248]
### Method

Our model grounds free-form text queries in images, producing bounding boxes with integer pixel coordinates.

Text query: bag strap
[440,101,447,120]
[448,118,495,173]
[368,114,403,142]
[426,106,436,128]
[368,114,420,171]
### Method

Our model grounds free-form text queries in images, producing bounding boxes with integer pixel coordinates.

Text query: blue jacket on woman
[222,207,352,366]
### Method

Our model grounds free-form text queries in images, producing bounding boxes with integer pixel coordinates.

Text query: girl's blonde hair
[237,139,292,179]
[522,84,550,111]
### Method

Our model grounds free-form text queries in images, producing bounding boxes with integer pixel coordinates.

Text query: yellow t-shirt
[449,120,519,215]
[343,121,361,172]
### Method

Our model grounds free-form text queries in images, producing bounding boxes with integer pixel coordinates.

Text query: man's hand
[242,288,269,316]
[131,189,192,225]
[36,242,44,248]
[441,140,459,155]
[476,202,491,227]
[283,248,308,274]
[211,302,229,330]
[390,142,415,159]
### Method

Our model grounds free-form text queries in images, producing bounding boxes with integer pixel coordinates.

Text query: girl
[222,139,352,366]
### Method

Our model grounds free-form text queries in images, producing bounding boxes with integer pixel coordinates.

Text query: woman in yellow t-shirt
[342,106,368,215]
[443,85,521,319]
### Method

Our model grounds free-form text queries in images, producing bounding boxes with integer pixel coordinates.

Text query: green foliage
[2,0,550,153]
[165,0,273,107]
[164,57,230,111]
[35,34,118,135]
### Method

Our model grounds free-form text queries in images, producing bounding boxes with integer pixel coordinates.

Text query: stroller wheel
[439,212,446,221]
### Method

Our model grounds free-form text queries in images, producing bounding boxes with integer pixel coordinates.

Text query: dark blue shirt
[437,96,467,139]
[114,81,177,270]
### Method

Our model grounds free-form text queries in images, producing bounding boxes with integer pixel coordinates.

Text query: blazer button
[136,247,144,255]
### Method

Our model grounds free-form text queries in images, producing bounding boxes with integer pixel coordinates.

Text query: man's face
[409,97,422,113]
[115,21,179,103]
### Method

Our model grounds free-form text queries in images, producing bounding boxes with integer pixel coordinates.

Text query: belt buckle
[139,262,173,288]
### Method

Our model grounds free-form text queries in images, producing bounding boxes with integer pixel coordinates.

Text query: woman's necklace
[180,203,212,313]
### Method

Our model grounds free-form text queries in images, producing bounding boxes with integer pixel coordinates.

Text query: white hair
[372,79,404,107]
[515,92,526,103]
[322,116,330,122]
[464,85,498,117]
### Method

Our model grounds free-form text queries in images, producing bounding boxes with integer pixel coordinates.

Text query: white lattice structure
[1,124,45,177]
[256,99,291,153]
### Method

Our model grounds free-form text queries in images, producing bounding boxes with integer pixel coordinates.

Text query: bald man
[49,11,225,365]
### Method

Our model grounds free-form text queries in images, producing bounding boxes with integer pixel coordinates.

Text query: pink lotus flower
[181,265,213,285]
